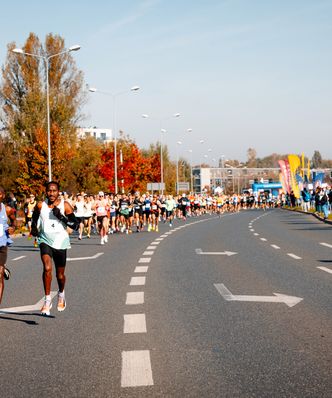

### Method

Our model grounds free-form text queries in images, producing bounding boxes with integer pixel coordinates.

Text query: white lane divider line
[124,314,147,333]
[139,257,151,263]
[143,251,154,256]
[126,292,144,305]
[250,229,255,232]
[260,238,267,241]
[160,234,168,238]
[287,253,302,260]
[317,266,332,274]
[271,244,280,249]
[134,266,149,273]
[155,238,164,241]
[12,255,26,261]
[150,242,160,245]
[146,246,156,250]
[0,291,57,314]
[130,276,146,286]
[320,242,332,249]
[121,350,154,387]
[254,233,259,236]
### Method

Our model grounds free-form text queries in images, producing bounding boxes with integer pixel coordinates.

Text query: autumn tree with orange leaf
[0,33,85,195]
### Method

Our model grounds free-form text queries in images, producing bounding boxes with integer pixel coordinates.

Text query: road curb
[281,207,332,225]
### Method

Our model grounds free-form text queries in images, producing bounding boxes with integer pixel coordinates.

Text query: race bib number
[44,218,63,234]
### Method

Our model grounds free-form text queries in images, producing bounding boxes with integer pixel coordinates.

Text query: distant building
[77,127,113,144]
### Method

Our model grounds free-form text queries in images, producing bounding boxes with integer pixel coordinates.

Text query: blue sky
[1,0,331,164]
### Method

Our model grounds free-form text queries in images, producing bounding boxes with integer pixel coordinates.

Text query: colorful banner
[278,160,290,194]
[288,154,301,198]
[313,172,324,188]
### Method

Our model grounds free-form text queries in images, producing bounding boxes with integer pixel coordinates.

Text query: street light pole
[90,86,140,194]
[142,113,180,195]
[176,141,182,195]
[12,45,80,181]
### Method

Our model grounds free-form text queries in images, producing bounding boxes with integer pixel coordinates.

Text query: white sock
[58,291,65,298]
[45,295,51,302]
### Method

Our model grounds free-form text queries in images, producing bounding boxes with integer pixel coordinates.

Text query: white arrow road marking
[67,252,104,261]
[12,255,26,261]
[195,248,237,256]
[0,291,57,314]
[287,253,302,260]
[317,266,332,274]
[320,242,332,249]
[214,284,303,307]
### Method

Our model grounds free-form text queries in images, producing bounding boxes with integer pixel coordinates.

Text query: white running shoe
[41,300,52,316]
[101,237,104,245]
[104,235,108,243]
[57,295,66,312]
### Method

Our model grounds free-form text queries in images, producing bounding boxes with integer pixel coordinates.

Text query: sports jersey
[38,199,70,250]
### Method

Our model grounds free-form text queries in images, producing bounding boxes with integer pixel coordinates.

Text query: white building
[77,127,113,144]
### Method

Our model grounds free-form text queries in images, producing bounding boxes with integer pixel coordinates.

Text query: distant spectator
[290,190,296,207]
[321,189,329,219]
[314,188,322,213]
[301,188,311,212]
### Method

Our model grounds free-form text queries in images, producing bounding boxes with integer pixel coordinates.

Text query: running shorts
[39,243,67,268]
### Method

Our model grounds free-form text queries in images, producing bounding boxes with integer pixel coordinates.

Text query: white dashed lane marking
[126,292,144,305]
[139,257,151,263]
[260,238,267,242]
[143,251,154,256]
[150,242,160,245]
[287,253,302,260]
[130,276,146,286]
[271,244,280,249]
[123,314,147,333]
[320,242,332,249]
[134,266,149,273]
[317,266,332,274]
[121,350,154,387]
[146,246,156,250]
[254,233,259,236]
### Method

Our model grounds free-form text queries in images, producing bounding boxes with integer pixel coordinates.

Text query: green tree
[311,150,323,169]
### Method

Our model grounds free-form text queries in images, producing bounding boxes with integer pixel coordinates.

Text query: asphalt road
[0,209,331,397]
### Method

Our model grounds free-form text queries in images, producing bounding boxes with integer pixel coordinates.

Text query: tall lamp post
[12,45,81,181]
[176,141,182,195]
[89,86,140,194]
[142,113,180,195]
[187,149,193,193]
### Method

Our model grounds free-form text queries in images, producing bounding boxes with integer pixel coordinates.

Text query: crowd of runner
[1,183,331,316]
[14,191,291,246]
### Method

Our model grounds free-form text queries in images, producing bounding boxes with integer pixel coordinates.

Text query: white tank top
[38,199,70,250]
